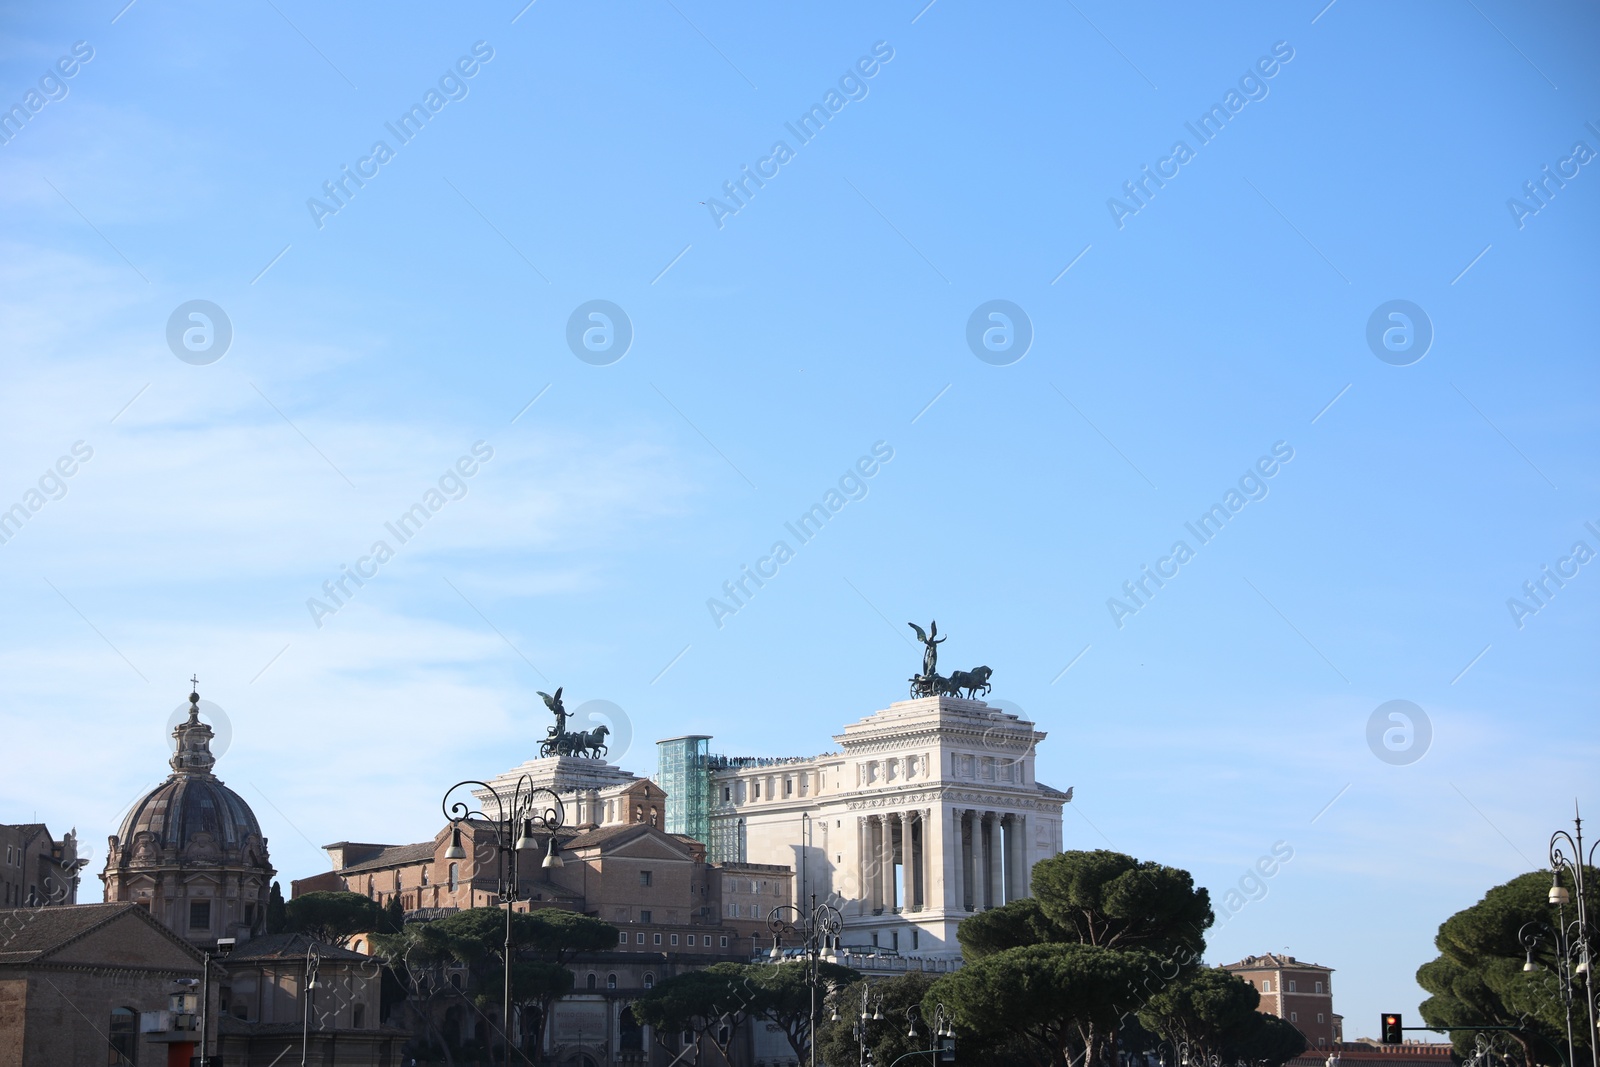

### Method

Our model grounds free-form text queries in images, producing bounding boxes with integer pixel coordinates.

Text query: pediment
[605,833,694,861]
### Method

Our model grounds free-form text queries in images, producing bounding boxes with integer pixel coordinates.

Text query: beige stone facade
[708,695,1068,959]
[317,815,787,957]
[215,931,402,1063]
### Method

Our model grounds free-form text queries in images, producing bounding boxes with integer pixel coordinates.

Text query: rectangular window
[1318,1014,1325,1023]
[640,870,653,887]
[189,900,211,930]
[618,931,627,944]
[912,930,919,949]
[636,932,645,944]
[1288,980,1297,992]
[784,779,793,795]
[720,936,728,948]
[687,935,696,946]
[1315,981,1324,993]
[1290,1012,1298,1022]
[640,910,652,923]
[671,934,679,945]
[654,933,662,945]
[753,783,760,799]
[723,787,731,801]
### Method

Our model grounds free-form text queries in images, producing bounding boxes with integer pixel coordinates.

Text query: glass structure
[655,736,711,843]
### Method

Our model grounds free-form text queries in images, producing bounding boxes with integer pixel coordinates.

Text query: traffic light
[1381,1013,1403,1044]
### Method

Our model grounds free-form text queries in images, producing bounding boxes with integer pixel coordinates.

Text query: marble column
[982,812,999,909]
[879,814,895,913]
[857,816,869,909]
[949,808,964,912]
[868,815,882,911]
[1000,814,1015,903]
[1011,813,1029,899]
[898,810,913,911]
[967,811,982,910]
[985,819,998,908]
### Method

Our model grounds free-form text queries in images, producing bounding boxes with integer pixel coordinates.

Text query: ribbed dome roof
[118,774,263,852]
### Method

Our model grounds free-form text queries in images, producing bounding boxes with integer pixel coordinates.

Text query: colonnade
[855,807,1031,914]
[858,809,928,913]
[950,808,1028,911]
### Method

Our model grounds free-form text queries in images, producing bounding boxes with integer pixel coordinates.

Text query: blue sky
[2,0,1596,1041]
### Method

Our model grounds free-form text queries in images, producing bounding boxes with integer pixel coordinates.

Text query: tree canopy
[1137,966,1305,1067]
[284,890,380,947]
[630,959,862,1064]
[1417,868,1597,1067]
[743,959,860,1062]
[629,962,759,1064]
[935,849,1215,1067]
[935,942,1157,1067]
[1030,850,1213,960]
[265,880,287,935]
[370,906,618,1060]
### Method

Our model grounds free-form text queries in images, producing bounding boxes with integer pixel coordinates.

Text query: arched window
[421,866,429,885]
[109,1006,137,1064]
[367,875,374,899]
[644,972,655,989]
[586,973,597,990]
[607,973,617,989]
[449,863,458,891]
[450,973,462,990]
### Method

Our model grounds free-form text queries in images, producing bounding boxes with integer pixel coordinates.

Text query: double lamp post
[442,774,566,1067]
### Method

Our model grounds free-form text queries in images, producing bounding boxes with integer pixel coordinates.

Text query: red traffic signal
[1381,1014,1403,1044]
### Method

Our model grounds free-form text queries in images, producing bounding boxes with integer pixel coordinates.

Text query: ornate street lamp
[1544,805,1599,1067]
[904,1002,956,1064]
[442,773,565,1067]
[851,984,885,1067]
[768,892,845,1067]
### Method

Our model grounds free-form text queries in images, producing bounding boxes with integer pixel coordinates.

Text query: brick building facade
[1224,952,1342,1050]
[0,822,85,909]
[0,901,214,1067]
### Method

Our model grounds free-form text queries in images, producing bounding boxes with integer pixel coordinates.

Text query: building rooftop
[0,902,203,966]
[224,931,369,962]
[1226,952,1335,971]
[337,841,439,874]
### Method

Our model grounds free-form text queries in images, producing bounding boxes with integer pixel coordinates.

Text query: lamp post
[442,774,566,1067]
[851,984,884,1067]
[767,891,845,1067]
[301,942,321,1066]
[1545,805,1599,1067]
[199,936,233,1067]
[904,1002,955,1064]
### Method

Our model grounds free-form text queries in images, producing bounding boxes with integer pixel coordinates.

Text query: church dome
[102,684,273,947]
[111,688,268,866]
[118,773,263,854]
